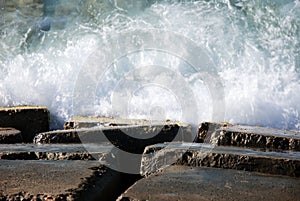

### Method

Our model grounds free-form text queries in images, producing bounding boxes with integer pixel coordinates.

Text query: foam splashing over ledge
[0,0,299,130]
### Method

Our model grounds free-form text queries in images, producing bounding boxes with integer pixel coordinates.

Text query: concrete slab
[64,116,159,129]
[34,124,193,154]
[0,143,114,160]
[0,106,49,142]
[0,160,120,201]
[197,122,300,151]
[141,143,300,177]
[64,116,191,130]
[0,127,23,144]
[118,165,300,201]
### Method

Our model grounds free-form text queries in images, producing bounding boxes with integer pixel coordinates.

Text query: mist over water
[0,0,299,130]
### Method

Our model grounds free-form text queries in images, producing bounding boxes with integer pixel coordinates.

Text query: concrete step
[141,142,300,177]
[118,165,300,201]
[0,143,114,160]
[34,124,193,154]
[64,116,190,129]
[64,116,156,129]
[0,127,22,144]
[197,122,300,151]
[0,160,121,201]
[0,106,49,142]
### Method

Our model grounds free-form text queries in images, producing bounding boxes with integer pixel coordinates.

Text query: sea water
[0,0,299,130]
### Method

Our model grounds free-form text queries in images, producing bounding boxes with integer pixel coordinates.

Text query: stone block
[118,165,300,201]
[34,124,192,154]
[141,142,300,177]
[0,106,49,142]
[0,143,113,160]
[0,160,121,201]
[197,122,300,151]
[0,127,22,143]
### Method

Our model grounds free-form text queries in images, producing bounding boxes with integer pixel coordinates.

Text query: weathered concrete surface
[118,165,300,201]
[0,160,121,201]
[0,106,49,142]
[64,116,190,130]
[0,128,23,144]
[0,143,113,160]
[64,116,155,129]
[34,124,192,154]
[141,143,300,177]
[197,122,300,151]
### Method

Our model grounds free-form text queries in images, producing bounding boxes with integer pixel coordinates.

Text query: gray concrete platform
[141,143,300,177]
[0,106,49,142]
[0,160,120,201]
[197,122,300,151]
[118,165,300,201]
[0,128,22,144]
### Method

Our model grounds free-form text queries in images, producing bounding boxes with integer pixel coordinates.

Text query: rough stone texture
[0,160,121,201]
[0,143,112,160]
[141,143,300,177]
[64,116,155,129]
[64,116,191,130]
[0,106,49,142]
[0,127,23,143]
[197,122,300,151]
[118,165,300,201]
[34,124,193,154]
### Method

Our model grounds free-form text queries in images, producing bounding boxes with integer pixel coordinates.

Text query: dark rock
[0,106,49,142]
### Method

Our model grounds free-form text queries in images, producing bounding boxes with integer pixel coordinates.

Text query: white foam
[0,0,299,130]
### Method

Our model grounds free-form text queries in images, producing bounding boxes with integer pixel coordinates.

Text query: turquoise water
[0,0,299,130]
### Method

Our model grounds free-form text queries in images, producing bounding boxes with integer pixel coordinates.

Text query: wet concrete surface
[197,122,300,151]
[0,160,121,201]
[141,142,300,177]
[119,165,300,201]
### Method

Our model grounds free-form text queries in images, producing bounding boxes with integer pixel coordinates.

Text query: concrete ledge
[64,116,158,129]
[0,143,113,160]
[34,124,192,154]
[0,106,49,142]
[0,127,22,144]
[64,116,191,129]
[141,143,300,177]
[197,122,300,151]
[0,160,121,201]
[119,166,300,201]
